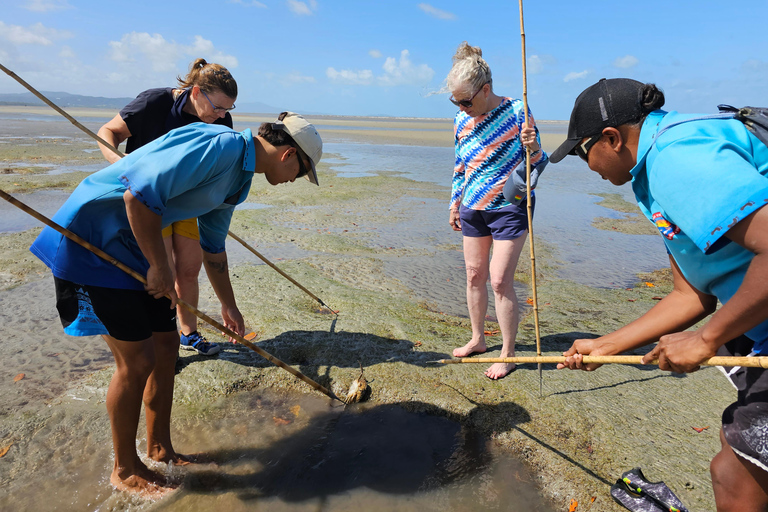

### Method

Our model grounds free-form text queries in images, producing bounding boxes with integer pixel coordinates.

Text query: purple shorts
[718,335,768,473]
[459,198,534,241]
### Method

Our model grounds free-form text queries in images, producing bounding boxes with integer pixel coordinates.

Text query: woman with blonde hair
[98,58,238,356]
[447,42,548,379]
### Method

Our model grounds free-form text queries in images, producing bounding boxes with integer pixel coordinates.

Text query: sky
[1,0,766,120]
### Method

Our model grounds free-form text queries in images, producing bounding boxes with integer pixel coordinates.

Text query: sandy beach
[0,108,732,511]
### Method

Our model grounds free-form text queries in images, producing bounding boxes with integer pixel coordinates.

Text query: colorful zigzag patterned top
[451,97,544,211]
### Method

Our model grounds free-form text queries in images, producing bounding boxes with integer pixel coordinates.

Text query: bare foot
[149,449,197,466]
[111,464,177,499]
[453,339,487,358]
[484,362,516,380]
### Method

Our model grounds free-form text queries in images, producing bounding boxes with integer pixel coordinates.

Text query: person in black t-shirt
[97,59,238,358]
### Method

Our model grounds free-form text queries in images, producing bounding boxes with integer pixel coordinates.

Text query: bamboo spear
[430,355,768,368]
[0,61,337,315]
[227,231,336,313]
[0,188,343,403]
[518,0,543,394]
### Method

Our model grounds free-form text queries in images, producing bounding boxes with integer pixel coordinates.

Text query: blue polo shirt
[30,123,256,290]
[630,110,768,353]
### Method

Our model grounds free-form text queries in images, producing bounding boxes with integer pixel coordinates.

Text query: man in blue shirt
[551,79,768,512]
[31,112,323,497]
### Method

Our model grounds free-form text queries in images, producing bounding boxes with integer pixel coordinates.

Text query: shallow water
[0,189,71,232]
[321,141,668,318]
[0,388,550,512]
[0,116,673,511]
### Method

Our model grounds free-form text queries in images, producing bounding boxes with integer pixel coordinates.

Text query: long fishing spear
[429,355,768,368]
[0,188,344,403]
[0,62,338,316]
[518,0,543,395]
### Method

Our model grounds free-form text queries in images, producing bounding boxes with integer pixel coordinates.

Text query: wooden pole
[227,230,336,314]
[432,355,768,368]
[0,189,343,403]
[0,62,336,314]
[518,0,543,393]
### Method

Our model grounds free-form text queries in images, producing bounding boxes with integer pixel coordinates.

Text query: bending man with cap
[551,78,768,511]
[30,112,322,497]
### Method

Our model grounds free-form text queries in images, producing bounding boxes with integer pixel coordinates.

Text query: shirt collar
[630,109,668,178]
[166,88,194,132]
[241,128,255,172]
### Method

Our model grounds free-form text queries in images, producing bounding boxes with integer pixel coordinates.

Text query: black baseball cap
[550,78,646,163]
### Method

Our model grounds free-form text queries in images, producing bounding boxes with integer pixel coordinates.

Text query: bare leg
[144,330,191,464]
[484,234,527,380]
[453,235,493,358]
[171,233,203,335]
[103,334,175,496]
[711,428,768,511]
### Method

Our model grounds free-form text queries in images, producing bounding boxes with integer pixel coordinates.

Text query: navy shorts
[460,197,534,241]
[54,277,177,341]
[718,335,768,472]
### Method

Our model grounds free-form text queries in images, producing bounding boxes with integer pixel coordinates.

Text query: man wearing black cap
[552,78,768,511]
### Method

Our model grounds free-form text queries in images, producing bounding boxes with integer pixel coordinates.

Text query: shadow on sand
[170,399,550,509]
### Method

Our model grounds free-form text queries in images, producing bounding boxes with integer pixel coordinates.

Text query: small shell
[345,363,370,404]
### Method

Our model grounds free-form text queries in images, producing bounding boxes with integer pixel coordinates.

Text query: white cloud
[326,67,374,85]
[287,0,318,15]
[228,0,267,6]
[188,35,239,69]
[0,21,72,45]
[418,3,456,20]
[564,70,589,82]
[327,49,434,87]
[613,55,639,69]
[742,59,768,73]
[281,71,316,85]
[59,45,75,59]
[379,50,434,86]
[369,49,382,59]
[108,33,238,73]
[528,55,543,75]
[22,0,71,12]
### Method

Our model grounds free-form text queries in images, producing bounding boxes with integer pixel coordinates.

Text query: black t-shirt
[119,87,233,154]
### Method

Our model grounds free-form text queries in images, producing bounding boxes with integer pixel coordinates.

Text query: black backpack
[653,105,768,148]
[717,105,768,148]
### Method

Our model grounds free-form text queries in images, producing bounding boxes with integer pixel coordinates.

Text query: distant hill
[0,91,135,109]
[0,91,285,114]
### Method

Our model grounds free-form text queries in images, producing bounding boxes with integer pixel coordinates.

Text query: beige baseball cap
[273,111,323,185]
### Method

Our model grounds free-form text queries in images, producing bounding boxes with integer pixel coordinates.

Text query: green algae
[0,143,728,512]
[591,193,658,236]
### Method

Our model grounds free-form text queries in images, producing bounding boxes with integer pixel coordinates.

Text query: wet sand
[0,109,732,511]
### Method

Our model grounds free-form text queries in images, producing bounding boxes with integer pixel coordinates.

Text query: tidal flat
[0,108,731,511]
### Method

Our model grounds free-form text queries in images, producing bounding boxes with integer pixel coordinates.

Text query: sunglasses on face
[449,82,488,108]
[574,134,603,162]
[200,89,236,113]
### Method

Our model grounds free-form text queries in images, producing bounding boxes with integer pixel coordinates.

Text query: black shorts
[54,277,177,341]
[718,335,768,472]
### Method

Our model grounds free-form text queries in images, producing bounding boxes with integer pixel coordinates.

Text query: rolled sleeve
[197,206,235,254]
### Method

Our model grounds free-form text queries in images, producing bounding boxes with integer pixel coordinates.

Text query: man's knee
[711,448,768,512]
[116,352,156,384]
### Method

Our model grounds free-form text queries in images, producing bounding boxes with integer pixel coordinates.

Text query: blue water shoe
[179,331,221,356]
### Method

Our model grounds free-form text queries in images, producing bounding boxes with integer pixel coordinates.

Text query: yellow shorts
[161,218,200,240]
